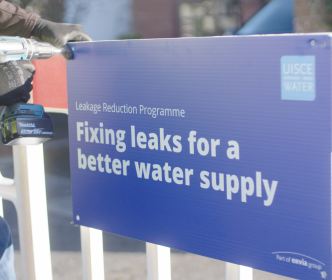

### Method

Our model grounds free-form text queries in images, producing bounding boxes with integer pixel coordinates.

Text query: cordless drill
[0,36,71,145]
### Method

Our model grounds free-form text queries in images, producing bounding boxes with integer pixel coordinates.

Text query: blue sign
[67,34,332,280]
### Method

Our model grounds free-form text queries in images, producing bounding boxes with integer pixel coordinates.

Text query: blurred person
[0,1,92,278]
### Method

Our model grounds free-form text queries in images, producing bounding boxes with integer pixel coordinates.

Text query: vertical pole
[240,266,253,280]
[13,145,53,280]
[146,243,171,280]
[80,226,105,280]
[226,263,240,280]
[226,263,253,280]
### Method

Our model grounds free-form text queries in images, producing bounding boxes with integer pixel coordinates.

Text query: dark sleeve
[0,216,12,260]
[0,0,40,38]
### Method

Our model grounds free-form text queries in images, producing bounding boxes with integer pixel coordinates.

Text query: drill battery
[0,103,54,145]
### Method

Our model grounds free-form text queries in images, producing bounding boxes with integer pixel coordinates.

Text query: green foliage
[325,0,332,28]
[118,32,141,40]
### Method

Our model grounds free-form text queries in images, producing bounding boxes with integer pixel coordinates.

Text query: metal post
[80,226,105,280]
[226,263,253,280]
[146,243,171,280]
[13,145,53,280]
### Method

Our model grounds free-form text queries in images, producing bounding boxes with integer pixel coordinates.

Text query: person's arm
[0,0,37,106]
[0,0,39,37]
[0,0,92,49]
[0,0,91,106]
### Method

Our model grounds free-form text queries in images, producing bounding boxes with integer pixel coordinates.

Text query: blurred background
[0,0,330,279]
[5,0,332,40]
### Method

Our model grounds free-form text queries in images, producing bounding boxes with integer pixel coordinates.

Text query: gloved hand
[0,61,35,106]
[32,18,92,50]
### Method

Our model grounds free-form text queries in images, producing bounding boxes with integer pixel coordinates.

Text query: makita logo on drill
[19,123,36,128]
[21,129,43,135]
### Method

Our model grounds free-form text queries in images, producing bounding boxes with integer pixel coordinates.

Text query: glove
[32,18,92,50]
[0,61,35,106]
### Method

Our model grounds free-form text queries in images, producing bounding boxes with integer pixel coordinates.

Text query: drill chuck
[0,36,61,63]
[26,39,59,61]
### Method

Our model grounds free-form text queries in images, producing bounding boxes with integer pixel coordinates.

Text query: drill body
[0,36,61,63]
[0,36,62,145]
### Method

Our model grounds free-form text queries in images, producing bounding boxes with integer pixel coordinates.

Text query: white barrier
[146,243,171,280]
[80,226,105,280]
[0,145,53,280]
[226,263,253,280]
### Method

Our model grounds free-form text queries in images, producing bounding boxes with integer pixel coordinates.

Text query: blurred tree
[324,0,332,28]
[39,0,66,22]
[179,0,242,37]
[178,0,272,37]
[294,0,330,32]
[118,32,141,40]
